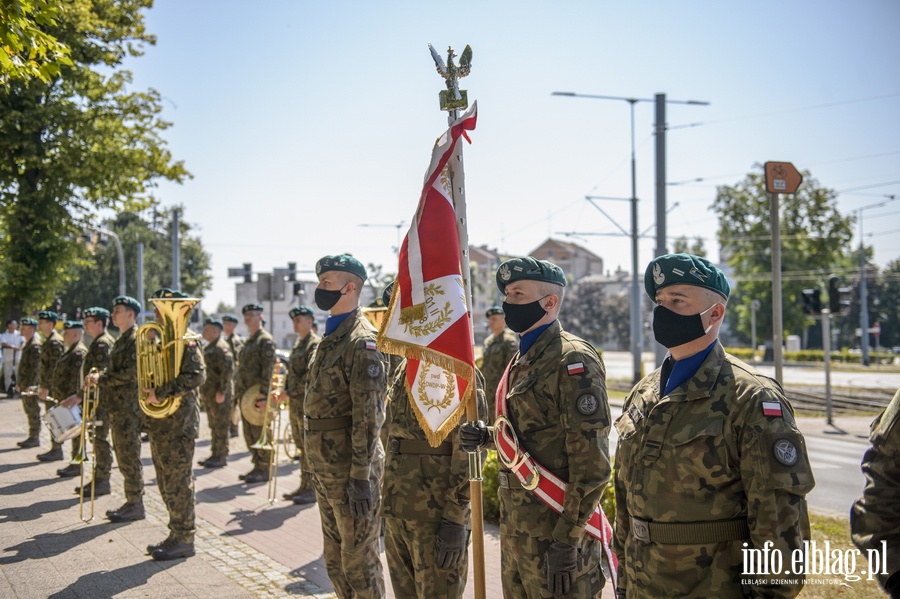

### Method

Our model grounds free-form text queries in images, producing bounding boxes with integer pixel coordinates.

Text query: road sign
[764,162,803,194]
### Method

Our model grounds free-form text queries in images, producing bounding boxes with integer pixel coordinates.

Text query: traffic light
[801,289,821,315]
[828,275,851,315]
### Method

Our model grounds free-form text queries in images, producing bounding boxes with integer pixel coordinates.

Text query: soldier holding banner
[461,257,612,598]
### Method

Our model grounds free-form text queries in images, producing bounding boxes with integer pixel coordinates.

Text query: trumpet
[250,359,288,504]
[73,369,101,522]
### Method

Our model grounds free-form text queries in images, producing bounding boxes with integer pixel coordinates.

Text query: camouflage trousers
[287,395,312,491]
[384,517,468,599]
[20,394,43,438]
[500,531,605,599]
[149,428,196,543]
[241,413,270,470]
[108,409,144,505]
[313,460,385,599]
[91,405,113,482]
[201,392,231,459]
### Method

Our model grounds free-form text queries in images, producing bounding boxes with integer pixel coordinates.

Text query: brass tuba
[136,297,200,419]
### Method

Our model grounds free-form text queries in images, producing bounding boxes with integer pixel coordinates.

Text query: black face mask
[652,304,716,349]
[502,297,547,333]
[315,286,344,311]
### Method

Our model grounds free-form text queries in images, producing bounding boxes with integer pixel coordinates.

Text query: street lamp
[857,195,896,366]
[552,91,709,383]
[85,225,126,297]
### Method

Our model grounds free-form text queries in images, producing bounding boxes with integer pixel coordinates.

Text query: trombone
[250,359,288,504]
[73,368,101,522]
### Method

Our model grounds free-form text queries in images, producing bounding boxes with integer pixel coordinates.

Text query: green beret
[496,257,567,293]
[221,314,239,323]
[113,295,142,313]
[63,320,83,330]
[316,254,367,282]
[381,281,395,307]
[150,288,189,299]
[20,317,38,327]
[204,317,224,329]
[486,305,504,317]
[242,303,263,314]
[644,253,730,300]
[83,307,110,321]
[289,305,315,319]
[38,310,59,322]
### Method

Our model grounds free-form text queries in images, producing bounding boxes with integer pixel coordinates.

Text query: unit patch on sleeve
[577,394,598,415]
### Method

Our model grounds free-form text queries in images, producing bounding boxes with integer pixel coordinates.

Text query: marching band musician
[15,317,42,449]
[87,296,146,523]
[222,313,243,439]
[304,254,387,599]
[36,310,66,462]
[232,303,277,484]
[66,307,115,498]
[197,317,234,469]
[51,321,88,478]
[142,288,206,561]
[280,305,320,505]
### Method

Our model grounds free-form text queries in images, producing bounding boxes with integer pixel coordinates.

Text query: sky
[118,0,900,310]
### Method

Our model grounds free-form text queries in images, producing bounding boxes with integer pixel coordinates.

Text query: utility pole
[171,207,181,291]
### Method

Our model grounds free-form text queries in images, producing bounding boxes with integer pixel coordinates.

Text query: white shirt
[0,331,25,355]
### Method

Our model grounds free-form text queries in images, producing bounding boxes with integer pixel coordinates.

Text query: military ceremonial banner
[377,103,477,447]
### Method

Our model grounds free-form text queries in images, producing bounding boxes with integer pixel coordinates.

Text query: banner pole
[430,43,485,599]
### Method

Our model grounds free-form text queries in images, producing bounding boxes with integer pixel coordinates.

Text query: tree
[672,236,707,257]
[713,165,854,347]
[875,259,900,349]
[559,279,630,349]
[56,207,212,318]
[0,0,72,83]
[0,0,189,319]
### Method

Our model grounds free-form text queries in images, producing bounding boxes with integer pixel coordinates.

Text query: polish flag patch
[567,362,585,375]
[365,340,377,351]
[762,401,783,417]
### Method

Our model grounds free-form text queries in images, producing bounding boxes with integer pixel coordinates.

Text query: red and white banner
[377,103,478,446]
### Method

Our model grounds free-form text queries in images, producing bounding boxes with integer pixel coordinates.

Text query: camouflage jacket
[200,336,234,400]
[233,328,276,401]
[303,310,386,480]
[77,331,115,399]
[226,333,244,365]
[145,339,205,437]
[482,328,518,413]
[382,359,485,526]
[99,325,139,416]
[497,320,611,545]
[851,387,900,591]
[49,340,87,400]
[614,342,815,598]
[284,331,321,402]
[16,336,41,389]
[39,330,65,391]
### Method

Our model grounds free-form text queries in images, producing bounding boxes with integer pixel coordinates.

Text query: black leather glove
[545,541,578,596]
[345,477,373,518]
[616,587,627,599]
[435,519,468,569]
[460,420,490,452]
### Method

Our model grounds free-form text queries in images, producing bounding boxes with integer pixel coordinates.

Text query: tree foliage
[56,207,212,319]
[672,235,706,257]
[713,165,854,346]
[559,278,630,349]
[0,0,189,319]
[0,0,72,83]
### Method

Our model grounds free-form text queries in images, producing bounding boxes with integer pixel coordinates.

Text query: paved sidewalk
[0,395,617,598]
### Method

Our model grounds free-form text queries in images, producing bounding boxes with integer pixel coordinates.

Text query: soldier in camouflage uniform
[197,317,234,469]
[36,310,66,461]
[50,321,88,478]
[481,305,518,415]
[379,282,404,382]
[462,257,611,598]
[68,307,115,498]
[222,313,243,439]
[89,296,146,523]
[142,289,206,561]
[15,317,42,448]
[304,254,387,599]
[614,254,815,598]
[382,359,486,598]
[279,305,320,504]
[851,386,900,596]
[233,303,277,483]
